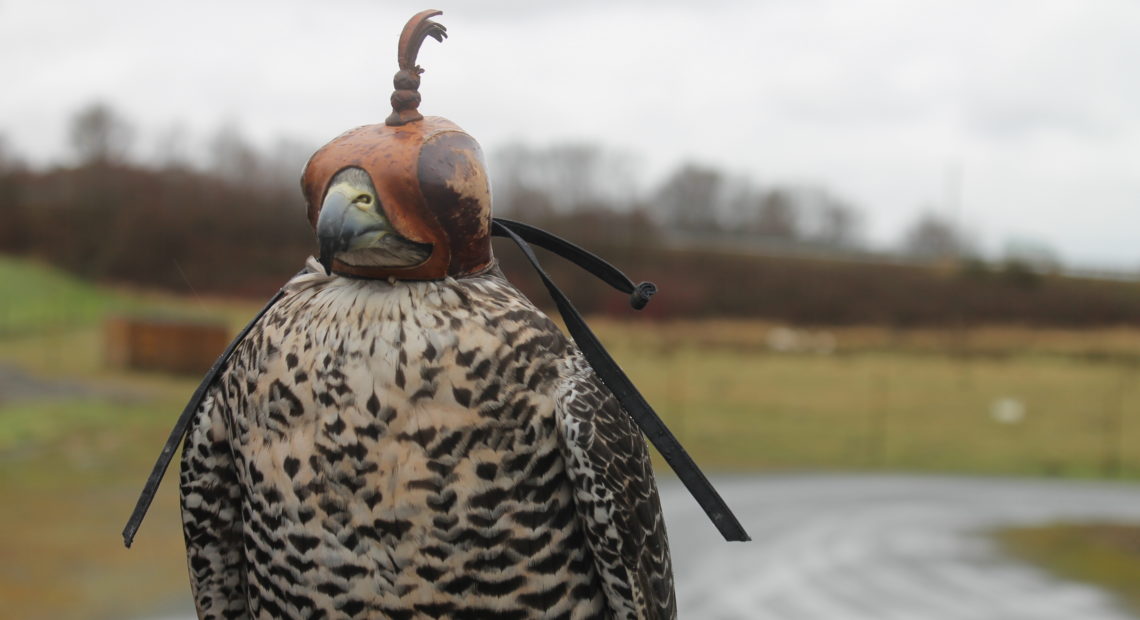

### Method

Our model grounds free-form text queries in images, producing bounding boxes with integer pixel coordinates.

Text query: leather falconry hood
[300,9,493,280]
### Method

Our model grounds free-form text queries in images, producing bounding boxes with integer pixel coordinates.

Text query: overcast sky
[2,1,1138,270]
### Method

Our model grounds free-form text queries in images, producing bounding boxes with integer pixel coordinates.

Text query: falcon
[177,10,677,619]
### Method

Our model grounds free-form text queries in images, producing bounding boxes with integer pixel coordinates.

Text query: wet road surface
[664,474,1140,620]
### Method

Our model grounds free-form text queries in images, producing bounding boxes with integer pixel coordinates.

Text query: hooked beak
[316,189,388,274]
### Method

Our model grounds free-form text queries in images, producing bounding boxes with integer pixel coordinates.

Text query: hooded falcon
[177,10,676,619]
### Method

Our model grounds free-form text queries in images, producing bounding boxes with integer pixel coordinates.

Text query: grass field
[999,523,1140,615]
[0,257,111,335]
[0,257,238,619]
[588,318,1140,478]
[2,255,1139,618]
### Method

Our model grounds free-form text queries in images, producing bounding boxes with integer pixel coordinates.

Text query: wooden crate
[104,317,230,375]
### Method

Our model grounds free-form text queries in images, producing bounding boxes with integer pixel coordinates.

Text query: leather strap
[492,219,750,542]
[492,218,658,309]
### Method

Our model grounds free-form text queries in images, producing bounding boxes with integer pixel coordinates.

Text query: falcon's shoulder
[467,272,676,618]
[553,353,677,619]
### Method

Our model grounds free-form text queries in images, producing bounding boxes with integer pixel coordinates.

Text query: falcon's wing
[555,354,677,620]
[179,390,249,620]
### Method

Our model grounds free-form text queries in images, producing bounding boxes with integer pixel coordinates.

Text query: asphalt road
[665,474,1140,620]
[0,363,94,402]
[151,474,1140,619]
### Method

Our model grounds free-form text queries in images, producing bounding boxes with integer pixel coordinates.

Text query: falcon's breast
[180,260,674,619]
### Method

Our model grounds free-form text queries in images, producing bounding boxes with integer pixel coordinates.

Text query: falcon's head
[315,167,432,273]
[303,118,492,281]
[300,10,493,281]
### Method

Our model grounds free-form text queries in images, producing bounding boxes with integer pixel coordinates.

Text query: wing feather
[555,354,677,619]
[179,392,249,619]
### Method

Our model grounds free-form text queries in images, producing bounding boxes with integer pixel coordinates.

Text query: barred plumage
[179,258,676,619]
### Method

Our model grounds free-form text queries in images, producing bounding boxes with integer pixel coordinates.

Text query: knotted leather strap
[492,219,749,542]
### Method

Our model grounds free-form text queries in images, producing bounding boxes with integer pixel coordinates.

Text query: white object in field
[991,397,1027,424]
[765,326,837,354]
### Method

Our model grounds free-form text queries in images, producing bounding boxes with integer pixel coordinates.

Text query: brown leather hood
[299,10,493,281]
[301,116,492,280]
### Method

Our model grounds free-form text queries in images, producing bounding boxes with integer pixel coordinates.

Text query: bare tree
[490,142,638,214]
[753,189,799,239]
[263,137,319,191]
[902,212,965,260]
[654,163,724,233]
[70,102,134,166]
[814,200,861,248]
[152,122,193,170]
[1003,238,1061,274]
[788,189,863,249]
[209,123,261,185]
[0,134,22,174]
[544,143,616,209]
[0,134,10,172]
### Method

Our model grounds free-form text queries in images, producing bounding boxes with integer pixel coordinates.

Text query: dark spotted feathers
[179,260,675,618]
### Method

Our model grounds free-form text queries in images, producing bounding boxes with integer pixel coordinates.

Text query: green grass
[0,375,195,619]
[0,256,112,334]
[0,257,245,619]
[998,523,1140,614]
[0,398,192,619]
[592,325,1140,477]
[0,255,260,338]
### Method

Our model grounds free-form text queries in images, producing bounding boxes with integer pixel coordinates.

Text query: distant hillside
[3,164,1140,326]
[499,238,1140,326]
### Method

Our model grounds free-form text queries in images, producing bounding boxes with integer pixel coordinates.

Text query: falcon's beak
[316,186,390,274]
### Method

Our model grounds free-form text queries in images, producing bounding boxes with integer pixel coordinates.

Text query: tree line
[1,102,1135,326]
